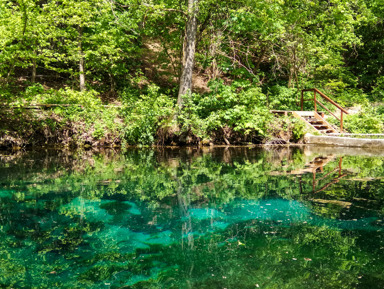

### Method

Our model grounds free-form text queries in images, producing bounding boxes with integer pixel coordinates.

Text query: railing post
[301,90,304,111]
[302,88,348,132]
[340,111,343,133]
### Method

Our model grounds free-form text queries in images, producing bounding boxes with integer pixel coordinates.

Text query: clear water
[0,146,383,288]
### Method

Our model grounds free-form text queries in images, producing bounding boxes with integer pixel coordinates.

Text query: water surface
[0,146,383,288]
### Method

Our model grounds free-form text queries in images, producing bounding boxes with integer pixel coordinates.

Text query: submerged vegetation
[0,147,383,288]
[1,0,384,148]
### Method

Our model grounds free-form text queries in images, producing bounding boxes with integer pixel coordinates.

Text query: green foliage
[0,0,383,146]
[36,88,121,138]
[23,83,45,100]
[0,0,138,91]
[121,84,175,145]
[2,85,123,145]
[267,85,299,110]
[331,88,368,107]
[0,148,384,288]
[344,107,384,133]
[267,115,308,142]
[0,83,16,100]
[179,80,272,139]
[372,76,384,101]
[291,117,307,140]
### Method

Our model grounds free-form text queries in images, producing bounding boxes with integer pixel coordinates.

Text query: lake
[0,146,383,288]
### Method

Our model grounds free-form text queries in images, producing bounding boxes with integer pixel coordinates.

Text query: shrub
[267,85,299,110]
[266,115,308,143]
[333,88,368,107]
[372,76,384,101]
[178,80,272,141]
[344,107,384,133]
[121,84,175,145]
[22,85,122,143]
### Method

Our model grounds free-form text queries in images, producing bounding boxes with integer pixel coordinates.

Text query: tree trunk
[78,27,85,91]
[176,178,194,250]
[177,0,198,108]
[32,56,36,83]
[209,29,222,80]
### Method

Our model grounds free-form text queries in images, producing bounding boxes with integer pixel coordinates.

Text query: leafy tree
[0,0,47,82]
[177,0,199,106]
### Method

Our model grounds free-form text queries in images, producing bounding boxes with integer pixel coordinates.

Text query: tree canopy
[0,0,383,147]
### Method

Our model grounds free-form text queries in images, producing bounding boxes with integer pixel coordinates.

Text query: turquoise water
[0,147,383,288]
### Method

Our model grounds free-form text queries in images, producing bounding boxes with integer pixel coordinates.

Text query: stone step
[291,111,338,134]
[314,125,329,129]
[318,129,335,134]
[309,121,325,125]
[305,117,321,122]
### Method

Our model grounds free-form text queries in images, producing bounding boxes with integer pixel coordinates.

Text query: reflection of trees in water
[176,178,194,251]
[0,147,384,287]
[151,221,374,289]
[1,147,384,211]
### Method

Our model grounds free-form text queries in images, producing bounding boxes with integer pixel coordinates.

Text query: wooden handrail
[314,174,348,194]
[303,88,348,114]
[315,100,340,121]
[301,88,349,132]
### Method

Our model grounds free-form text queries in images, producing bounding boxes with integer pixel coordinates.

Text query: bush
[372,76,384,101]
[266,115,308,143]
[332,88,368,107]
[178,80,272,140]
[267,85,300,110]
[344,107,384,133]
[22,85,122,143]
[121,84,175,145]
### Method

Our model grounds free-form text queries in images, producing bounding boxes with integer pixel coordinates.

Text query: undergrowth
[2,81,383,149]
[343,106,384,133]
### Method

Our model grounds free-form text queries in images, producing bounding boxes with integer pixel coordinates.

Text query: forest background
[1,0,384,149]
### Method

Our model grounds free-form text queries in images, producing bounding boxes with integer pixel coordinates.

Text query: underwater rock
[145,230,173,245]
[123,201,141,215]
[59,198,143,223]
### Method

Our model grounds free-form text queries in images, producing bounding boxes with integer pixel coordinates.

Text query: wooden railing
[301,88,348,132]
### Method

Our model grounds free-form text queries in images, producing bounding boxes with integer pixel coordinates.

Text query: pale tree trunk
[79,27,85,91]
[32,39,37,83]
[32,57,36,83]
[176,179,194,250]
[209,29,222,80]
[177,0,198,108]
